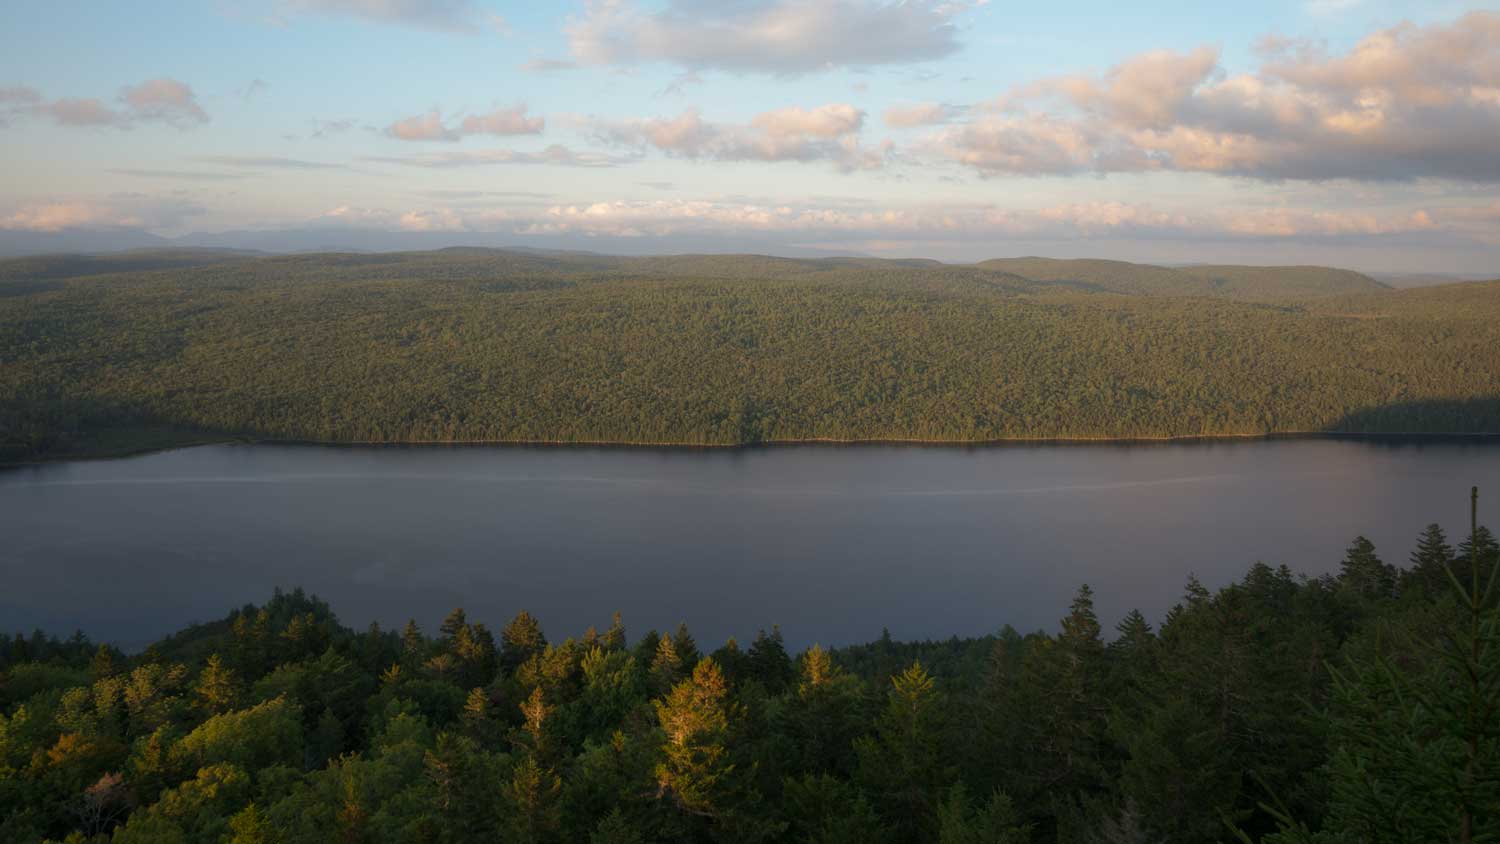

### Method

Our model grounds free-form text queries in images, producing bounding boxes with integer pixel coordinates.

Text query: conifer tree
[1339,536,1394,599]
[439,608,467,640]
[672,622,701,671]
[650,633,683,696]
[400,619,425,663]
[786,644,863,776]
[936,783,1031,844]
[502,611,548,674]
[1261,489,1500,843]
[747,627,794,694]
[504,755,563,844]
[194,653,241,715]
[602,612,627,652]
[654,658,734,818]
[90,643,120,680]
[857,661,950,839]
[1407,523,1455,595]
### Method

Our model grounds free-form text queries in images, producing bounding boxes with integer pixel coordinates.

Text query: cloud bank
[2,79,208,129]
[598,104,889,171]
[927,12,1500,182]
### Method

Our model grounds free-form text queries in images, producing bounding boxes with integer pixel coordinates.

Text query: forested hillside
[2,249,1497,462]
[2,515,1496,842]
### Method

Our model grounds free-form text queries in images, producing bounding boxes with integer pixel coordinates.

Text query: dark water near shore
[3,440,1497,650]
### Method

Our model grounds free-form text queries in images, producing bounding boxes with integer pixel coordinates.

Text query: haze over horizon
[2,1,1499,273]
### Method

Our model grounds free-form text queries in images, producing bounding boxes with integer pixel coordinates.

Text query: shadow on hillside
[0,396,230,466]
[1325,397,1500,436]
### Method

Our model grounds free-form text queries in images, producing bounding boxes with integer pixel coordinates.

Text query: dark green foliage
[3,249,1499,462]
[3,511,1499,842]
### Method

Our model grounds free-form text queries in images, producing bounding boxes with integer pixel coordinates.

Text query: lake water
[3,440,1497,651]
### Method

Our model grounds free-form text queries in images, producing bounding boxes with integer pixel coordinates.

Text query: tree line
[2,511,1497,842]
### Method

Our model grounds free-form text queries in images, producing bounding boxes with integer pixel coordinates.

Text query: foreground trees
[1,511,1497,842]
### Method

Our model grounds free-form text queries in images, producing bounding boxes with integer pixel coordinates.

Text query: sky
[0,0,1497,271]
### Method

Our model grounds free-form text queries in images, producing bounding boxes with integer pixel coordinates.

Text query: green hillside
[2,250,1497,462]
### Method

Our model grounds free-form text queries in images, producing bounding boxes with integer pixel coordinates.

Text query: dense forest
[1,501,1496,842]
[2,248,1499,462]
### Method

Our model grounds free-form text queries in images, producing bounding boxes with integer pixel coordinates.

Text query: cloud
[459,105,544,136]
[286,197,1476,249]
[0,195,205,232]
[120,78,209,127]
[275,0,491,32]
[598,104,889,171]
[386,105,545,141]
[387,109,456,141]
[198,155,346,169]
[36,98,126,127]
[364,144,634,168]
[3,78,208,129]
[883,102,962,128]
[927,11,1500,182]
[565,0,977,73]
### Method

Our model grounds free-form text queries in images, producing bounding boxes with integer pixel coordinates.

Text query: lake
[3,439,1497,651]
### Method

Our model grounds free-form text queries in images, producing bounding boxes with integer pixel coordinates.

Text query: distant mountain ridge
[0,245,1400,303]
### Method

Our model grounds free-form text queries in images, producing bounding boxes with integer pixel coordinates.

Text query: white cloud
[3,78,208,129]
[386,105,545,141]
[0,195,205,232]
[120,78,209,127]
[566,0,977,73]
[598,104,889,171]
[928,12,1500,182]
[883,102,961,128]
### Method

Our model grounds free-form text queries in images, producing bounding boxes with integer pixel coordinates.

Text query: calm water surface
[3,440,1497,649]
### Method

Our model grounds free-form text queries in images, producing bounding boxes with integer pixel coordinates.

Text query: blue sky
[1,1,1497,271]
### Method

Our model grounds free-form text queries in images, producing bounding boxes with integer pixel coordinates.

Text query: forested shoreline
[3,249,1499,463]
[3,509,1497,843]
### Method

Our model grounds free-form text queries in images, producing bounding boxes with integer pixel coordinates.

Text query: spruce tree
[602,612,627,652]
[747,627,794,694]
[649,633,683,697]
[654,658,734,818]
[856,661,951,840]
[1339,536,1394,599]
[672,623,701,672]
[502,611,547,674]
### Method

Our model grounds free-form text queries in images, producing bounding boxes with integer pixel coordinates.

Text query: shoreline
[6,428,1500,468]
